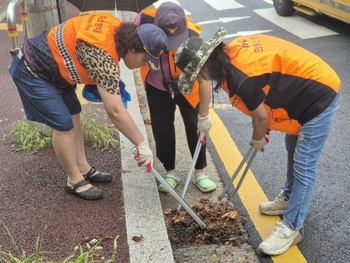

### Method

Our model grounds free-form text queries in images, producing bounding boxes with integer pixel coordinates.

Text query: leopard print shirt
[76,40,121,95]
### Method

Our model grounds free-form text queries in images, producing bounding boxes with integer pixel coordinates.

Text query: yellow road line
[209,108,307,263]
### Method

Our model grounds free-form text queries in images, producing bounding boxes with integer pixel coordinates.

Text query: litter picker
[218,145,258,201]
[177,135,205,211]
[131,146,207,229]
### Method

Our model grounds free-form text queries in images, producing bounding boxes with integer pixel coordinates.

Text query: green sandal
[158,174,181,193]
[193,175,217,193]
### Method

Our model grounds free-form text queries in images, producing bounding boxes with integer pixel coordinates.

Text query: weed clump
[3,109,119,154]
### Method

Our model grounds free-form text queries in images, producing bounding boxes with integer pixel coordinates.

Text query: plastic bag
[82,80,131,108]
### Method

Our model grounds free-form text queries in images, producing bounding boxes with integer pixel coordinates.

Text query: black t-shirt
[238,74,270,111]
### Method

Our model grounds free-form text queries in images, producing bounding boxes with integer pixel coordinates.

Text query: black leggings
[145,83,207,171]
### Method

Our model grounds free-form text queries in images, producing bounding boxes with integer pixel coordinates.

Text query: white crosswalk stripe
[254,8,338,39]
[204,0,244,10]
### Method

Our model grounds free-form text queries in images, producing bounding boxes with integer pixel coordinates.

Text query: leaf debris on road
[164,199,248,247]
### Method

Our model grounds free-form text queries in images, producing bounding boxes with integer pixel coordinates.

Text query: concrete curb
[119,61,174,263]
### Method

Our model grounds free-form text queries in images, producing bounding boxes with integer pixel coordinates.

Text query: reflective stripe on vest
[55,22,82,83]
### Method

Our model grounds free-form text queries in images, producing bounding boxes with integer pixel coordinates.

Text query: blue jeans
[282,90,342,230]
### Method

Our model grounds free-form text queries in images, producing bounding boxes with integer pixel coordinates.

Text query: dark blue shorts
[8,55,81,131]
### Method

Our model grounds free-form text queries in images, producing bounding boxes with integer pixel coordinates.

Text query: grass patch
[3,121,52,154]
[0,237,119,263]
[80,110,119,152]
[2,109,119,154]
[1,224,119,263]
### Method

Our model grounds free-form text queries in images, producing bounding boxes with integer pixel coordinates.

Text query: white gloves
[250,130,270,152]
[197,114,213,135]
[134,141,153,172]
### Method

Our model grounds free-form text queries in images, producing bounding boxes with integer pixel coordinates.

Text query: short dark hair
[115,22,144,58]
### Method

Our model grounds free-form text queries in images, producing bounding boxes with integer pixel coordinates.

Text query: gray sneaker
[259,190,288,215]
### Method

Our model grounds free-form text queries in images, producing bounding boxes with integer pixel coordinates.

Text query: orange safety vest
[221,34,341,135]
[138,8,201,108]
[47,14,121,85]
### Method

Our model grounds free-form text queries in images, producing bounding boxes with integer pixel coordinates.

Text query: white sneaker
[258,222,302,255]
[259,190,288,215]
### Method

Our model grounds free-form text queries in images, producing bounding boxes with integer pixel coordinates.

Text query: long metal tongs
[218,145,258,201]
[177,135,205,211]
[131,146,206,230]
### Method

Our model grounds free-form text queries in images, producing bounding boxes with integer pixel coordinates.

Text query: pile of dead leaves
[164,199,247,248]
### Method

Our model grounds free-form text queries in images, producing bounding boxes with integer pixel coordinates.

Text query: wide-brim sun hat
[174,27,226,95]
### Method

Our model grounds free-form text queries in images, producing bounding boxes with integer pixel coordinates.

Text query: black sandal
[83,167,112,183]
[65,179,103,200]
